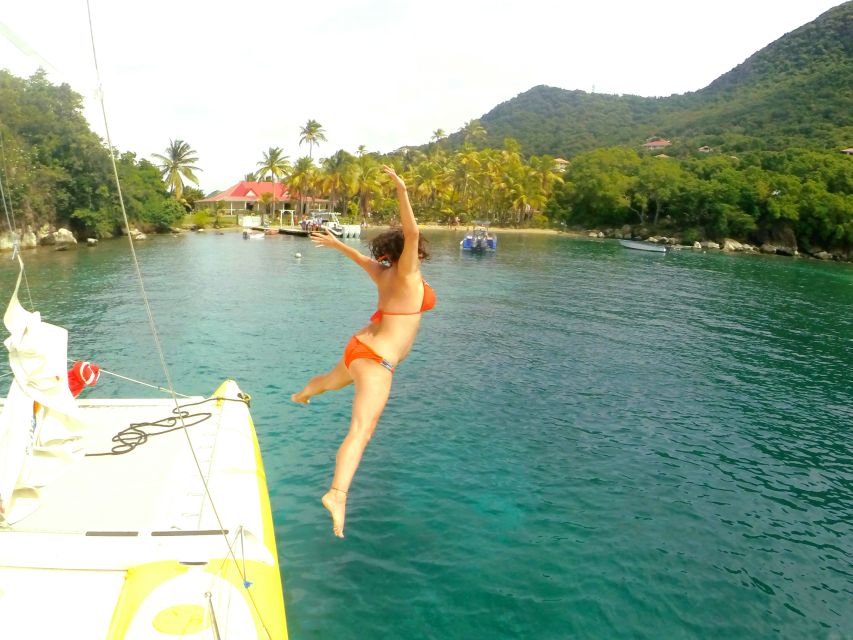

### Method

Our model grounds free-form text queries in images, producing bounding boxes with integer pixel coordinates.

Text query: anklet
[331,487,347,495]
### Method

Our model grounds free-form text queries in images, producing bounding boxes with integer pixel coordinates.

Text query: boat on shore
[619,239,667,253]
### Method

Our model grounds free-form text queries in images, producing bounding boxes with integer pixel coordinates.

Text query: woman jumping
[291,165,435,538]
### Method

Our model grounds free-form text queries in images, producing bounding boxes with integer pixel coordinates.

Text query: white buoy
[295,252,302,259]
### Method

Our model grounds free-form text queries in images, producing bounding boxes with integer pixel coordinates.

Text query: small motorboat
[619,239,666,253]
[460,227,497,252]
[243,230,265,239]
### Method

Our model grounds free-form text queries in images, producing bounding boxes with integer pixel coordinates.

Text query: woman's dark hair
[369,229,430,263]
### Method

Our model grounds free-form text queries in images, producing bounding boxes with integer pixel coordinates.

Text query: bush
[529,213,551,228]
[71,207,120,238]
[680,227,703,244]
[192,210,211,229]
[142,198,186,230]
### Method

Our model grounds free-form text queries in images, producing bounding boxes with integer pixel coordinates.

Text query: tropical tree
[461,120,487,146]
[256,147,291,224]
[288,157,316,216]
[352,154,382,221]
[258,192,274,226]
[299,120,327,159]
[320,150,355,216]
[256,147,291,182]
[151,139,201,203]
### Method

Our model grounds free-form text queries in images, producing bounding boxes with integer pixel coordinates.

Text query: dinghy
[619,239,667,253]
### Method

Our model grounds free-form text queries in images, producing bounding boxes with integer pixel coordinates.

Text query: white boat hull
[619,239,667,253]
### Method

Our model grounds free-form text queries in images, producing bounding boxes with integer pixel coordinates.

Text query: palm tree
[299,120,327,159]
[352,154,382,221]
[288,157,316,216]
[461,120,487,146]
[431,129,446,144]
[256,147,291,225]
[320,150,355,217]
[258,192,274,226]
[152,139,201,202]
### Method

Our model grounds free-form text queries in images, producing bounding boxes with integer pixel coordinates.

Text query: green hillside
[447,2,852,156]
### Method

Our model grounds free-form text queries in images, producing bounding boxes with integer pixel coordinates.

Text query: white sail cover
[0,257,84,524]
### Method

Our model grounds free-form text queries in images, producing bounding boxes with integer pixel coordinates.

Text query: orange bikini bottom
[344,336,395,373]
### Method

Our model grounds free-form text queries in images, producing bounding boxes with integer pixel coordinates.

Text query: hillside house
[554,158,570,171]
[841,148,853,156]
[698,145,713,153]
[642,139,671,151]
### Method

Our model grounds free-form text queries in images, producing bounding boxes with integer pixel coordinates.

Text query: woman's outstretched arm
[381,165,420,275]
[311,230,383,281]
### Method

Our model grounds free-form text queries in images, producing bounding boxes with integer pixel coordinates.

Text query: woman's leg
[322,359,393,537]
[291,358,352,404]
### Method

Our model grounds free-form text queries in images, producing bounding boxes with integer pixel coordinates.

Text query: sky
[1,0,846,192]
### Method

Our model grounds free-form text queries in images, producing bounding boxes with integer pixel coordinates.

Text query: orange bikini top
[370,281,436,323]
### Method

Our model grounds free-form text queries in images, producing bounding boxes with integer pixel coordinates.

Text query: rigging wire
[65,358,193,398]
[83,3,273,636]
[0,130,35,309]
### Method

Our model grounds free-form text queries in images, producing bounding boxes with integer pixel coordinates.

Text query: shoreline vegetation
[1,69,849,264]
[3,222,850,265]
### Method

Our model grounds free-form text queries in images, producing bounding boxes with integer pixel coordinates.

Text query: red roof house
[641,139,672,150]
[197,181,290,208]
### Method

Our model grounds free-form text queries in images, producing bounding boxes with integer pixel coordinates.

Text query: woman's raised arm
[381,165,420,275]
[310,230,383,281]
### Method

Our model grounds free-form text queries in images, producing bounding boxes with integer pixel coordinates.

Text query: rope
[84,396,249,457]
[84,5,273,636]
[0,130,34,309]
[95,368,192,398]
[205,592,223,640]
[65,358,192,398]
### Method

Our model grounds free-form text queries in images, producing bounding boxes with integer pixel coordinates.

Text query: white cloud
[1,0,844,191]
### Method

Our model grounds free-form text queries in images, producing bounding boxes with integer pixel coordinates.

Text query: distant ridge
[439,2,852,155]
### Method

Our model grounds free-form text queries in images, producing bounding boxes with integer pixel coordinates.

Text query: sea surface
[1,230,851,639]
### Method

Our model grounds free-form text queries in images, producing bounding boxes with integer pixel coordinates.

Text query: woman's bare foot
[321,488,347,538]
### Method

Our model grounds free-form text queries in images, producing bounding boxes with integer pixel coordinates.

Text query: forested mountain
[444,2,852,156]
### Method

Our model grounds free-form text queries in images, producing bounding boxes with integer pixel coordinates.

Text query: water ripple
[1,233,851,639]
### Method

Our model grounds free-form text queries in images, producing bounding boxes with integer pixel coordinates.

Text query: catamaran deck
[0,383,286,639]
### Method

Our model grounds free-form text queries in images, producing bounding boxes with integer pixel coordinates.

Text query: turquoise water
[1,231,851,639]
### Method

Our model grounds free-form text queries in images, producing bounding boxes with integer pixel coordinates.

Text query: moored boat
[619,239,667,253]
[460,226,497,252]
[279,211,358,238]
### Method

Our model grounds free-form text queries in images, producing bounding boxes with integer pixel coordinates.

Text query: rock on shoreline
[0,225,157,252]
[586,226,848,262]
